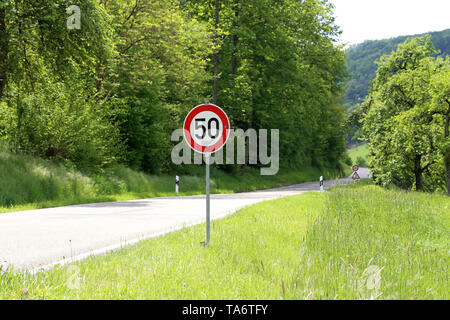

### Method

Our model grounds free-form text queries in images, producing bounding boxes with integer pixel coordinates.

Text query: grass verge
[0,150,344,213]
[1,182,448,299]
[1,192,324,299]
[347,143,369,167]
[298,181,449,299]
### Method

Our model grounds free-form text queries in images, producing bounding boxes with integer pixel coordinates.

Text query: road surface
[0,169,370,272]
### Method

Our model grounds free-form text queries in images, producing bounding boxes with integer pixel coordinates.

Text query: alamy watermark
[171,128,279,175]
[66,5,81,30]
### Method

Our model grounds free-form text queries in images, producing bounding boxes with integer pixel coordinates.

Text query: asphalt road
[0,168,371,272]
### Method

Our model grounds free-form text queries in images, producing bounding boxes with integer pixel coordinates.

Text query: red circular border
[352,165,359,172]
[183,104,231,154]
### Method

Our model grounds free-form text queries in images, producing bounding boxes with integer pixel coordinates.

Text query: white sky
[330,0,450,45]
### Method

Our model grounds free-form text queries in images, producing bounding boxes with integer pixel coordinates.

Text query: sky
[330,0,450,46]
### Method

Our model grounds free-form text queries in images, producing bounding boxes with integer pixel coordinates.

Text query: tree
[362,36,449,193]
[99,0,211,172]
[0,0,349,174]
[0,0,121,167]
[345,28,450,110]
[187,0,347,169]
[428,57,450,194]
[0,0,112,101]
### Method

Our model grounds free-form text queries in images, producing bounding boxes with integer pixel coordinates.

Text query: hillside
[344,28,450,109]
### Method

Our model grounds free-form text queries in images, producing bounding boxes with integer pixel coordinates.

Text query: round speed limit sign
[183,104,231,154]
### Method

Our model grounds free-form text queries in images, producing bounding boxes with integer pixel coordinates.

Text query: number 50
[195,118,220,140]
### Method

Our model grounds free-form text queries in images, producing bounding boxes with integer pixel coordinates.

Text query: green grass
[347,143,369,167]
[1,193,325,299]
[1,182,448,300]
[297,182,449,299]
[0,150,344,213]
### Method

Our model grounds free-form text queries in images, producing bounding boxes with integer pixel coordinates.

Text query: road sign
[183,104,231,246]
[352,164,360,181]
[320,176,324,193]
[183,104,231,154]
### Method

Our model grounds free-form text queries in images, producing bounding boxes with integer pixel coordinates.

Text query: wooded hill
[345,28,450,110]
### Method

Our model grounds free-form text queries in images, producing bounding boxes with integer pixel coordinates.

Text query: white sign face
[189,111,224,147]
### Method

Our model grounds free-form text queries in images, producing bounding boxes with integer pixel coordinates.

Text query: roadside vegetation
[347,144,369,167]
[344,28,449,110]
[349,36,450,194]
[0,0,352,215]
[0,0,348,179]
[0,148,345,213]
[1,182,448,299]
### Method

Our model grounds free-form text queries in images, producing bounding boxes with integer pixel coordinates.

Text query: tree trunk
[231,0,239,76]
[95,60,104,93]
[212,0,220,105]
[231,34,238,75]
[0,6,8,101]
[414,155,424,191]
[445,109,450,195]
[241,87,255,174]
[445,148,450,196]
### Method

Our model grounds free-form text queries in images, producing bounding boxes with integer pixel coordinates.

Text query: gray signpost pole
[183,103,229,247]
[205,154,211,245]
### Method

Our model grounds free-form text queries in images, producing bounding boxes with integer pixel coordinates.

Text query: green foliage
[0,0,118,168]
[99,0,212,172]
[356,156,367,168]
[345,28,450,109]
[342,152,352,166]
[347,144,369,166]
[0,0,348,174]
[0,79,123,168]
[360,36,450,193]
[183,0,348,169]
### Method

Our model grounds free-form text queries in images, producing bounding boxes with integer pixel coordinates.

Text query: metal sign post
[183,104,230,247]
[352,165,361,181]
[205,154,211,245]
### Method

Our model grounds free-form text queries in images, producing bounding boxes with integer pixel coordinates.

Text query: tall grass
[0,193,325,299]
[0,150,344,213]
[295,182,449,299]
[347,144,369,166]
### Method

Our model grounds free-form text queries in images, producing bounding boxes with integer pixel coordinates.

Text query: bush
[0,79,124,169]
[356,156,368,167]
[342,153,353,166]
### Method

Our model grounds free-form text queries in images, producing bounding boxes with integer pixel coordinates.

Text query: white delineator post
[320,176,324,193]
[175,175,180,194]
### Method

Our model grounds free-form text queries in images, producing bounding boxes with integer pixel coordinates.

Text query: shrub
[0,80,124,169]
[356,156,368,167]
